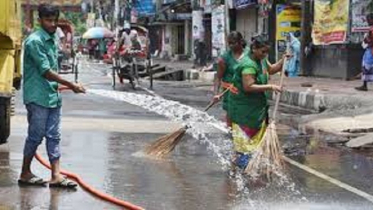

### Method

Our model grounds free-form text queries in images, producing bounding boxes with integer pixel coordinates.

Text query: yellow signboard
[312,0,350,45]
[276,5,301,55]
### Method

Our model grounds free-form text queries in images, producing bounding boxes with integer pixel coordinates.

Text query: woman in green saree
[228,35,287,169]
[213,31,249,127]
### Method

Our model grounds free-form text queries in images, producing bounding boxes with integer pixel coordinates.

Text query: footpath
[152,59,373,148]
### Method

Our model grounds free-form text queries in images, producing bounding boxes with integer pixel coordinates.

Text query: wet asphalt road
[0,59,372,210]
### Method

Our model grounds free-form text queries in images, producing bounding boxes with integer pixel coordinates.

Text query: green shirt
[23,29,61,108]
[220,48,249,110]
[220,47,250,84]
[228,56,270,129]
[99,40,107,52]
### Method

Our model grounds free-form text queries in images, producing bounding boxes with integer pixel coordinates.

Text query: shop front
[233,0,259,41]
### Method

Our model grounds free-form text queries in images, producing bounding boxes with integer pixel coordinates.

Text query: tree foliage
[61,11,87,36]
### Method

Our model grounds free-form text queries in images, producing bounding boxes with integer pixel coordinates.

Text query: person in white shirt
[56,27,66,70]
[56,27,66,51]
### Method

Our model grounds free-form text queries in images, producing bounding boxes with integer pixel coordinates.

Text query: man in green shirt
[19,4,85,188]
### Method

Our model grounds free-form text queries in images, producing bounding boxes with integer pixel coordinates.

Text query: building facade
[150,0,193,60]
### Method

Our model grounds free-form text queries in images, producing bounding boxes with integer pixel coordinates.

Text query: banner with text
[312,0,349,45]
[212,5,226,57]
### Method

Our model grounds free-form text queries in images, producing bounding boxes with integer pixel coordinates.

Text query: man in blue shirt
[19,4,85,188]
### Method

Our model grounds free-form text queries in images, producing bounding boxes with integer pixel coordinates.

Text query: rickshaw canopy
[82,27,114,39]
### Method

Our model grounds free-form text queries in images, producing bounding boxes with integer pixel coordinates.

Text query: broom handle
[272,43,289,121]
[204,87,230,112]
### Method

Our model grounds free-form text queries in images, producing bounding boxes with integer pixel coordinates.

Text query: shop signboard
[192,10,204,40]
[234,0,257,10]
[312,0,350,45]
[135,0,155,16]
[351,0,373,33]
[212,5,225,57]
[276,4,301,58]
[176,13,192,20]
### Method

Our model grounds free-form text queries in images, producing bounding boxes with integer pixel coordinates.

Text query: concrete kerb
[270,89,327,112]
[270,88,373,115]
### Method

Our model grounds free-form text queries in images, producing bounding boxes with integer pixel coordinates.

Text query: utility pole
[224,0,230,50]
[90,0,94,12]
[26,0,32,29]
[115,0,120,26]
[112,0,121,90]
[300,0,311,76]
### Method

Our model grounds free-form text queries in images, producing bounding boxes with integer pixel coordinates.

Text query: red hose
[35,153,145,210]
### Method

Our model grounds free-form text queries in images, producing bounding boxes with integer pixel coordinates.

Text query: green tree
[61,12,87,36]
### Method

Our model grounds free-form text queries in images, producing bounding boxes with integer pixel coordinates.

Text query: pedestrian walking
[88,39,96,60]
[56,27,66,70]
[355,30,373,91]
[285,33,300,77]
[227,35,286,170]
[356,14,373,91]
[213,31,249,127]
[19,4,85,188]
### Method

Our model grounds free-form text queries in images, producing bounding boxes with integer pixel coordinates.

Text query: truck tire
[0,98,11,144]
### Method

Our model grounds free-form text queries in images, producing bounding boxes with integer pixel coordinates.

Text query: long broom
[145,88,230,158]
[244,52,289,180]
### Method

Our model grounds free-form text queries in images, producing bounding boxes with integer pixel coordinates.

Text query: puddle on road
[86,89,307,206]
[83,90,370,209]
[86,89,373,209]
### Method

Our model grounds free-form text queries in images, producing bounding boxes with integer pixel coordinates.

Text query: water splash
[88,89,233,168]
[87,88,306,204]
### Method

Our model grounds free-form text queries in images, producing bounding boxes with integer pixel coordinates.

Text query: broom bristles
[144,127,187,158]
[245,122,285,180]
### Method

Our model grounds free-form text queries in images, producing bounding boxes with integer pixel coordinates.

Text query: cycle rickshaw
[57,19,79,83]
[111,24,151,90]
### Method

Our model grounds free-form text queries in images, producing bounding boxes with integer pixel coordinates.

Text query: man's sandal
[18,176,47,186]
[49,178,78,189]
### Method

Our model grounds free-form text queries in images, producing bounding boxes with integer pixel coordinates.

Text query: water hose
[35,153,144,210]
[48,87,144,209]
